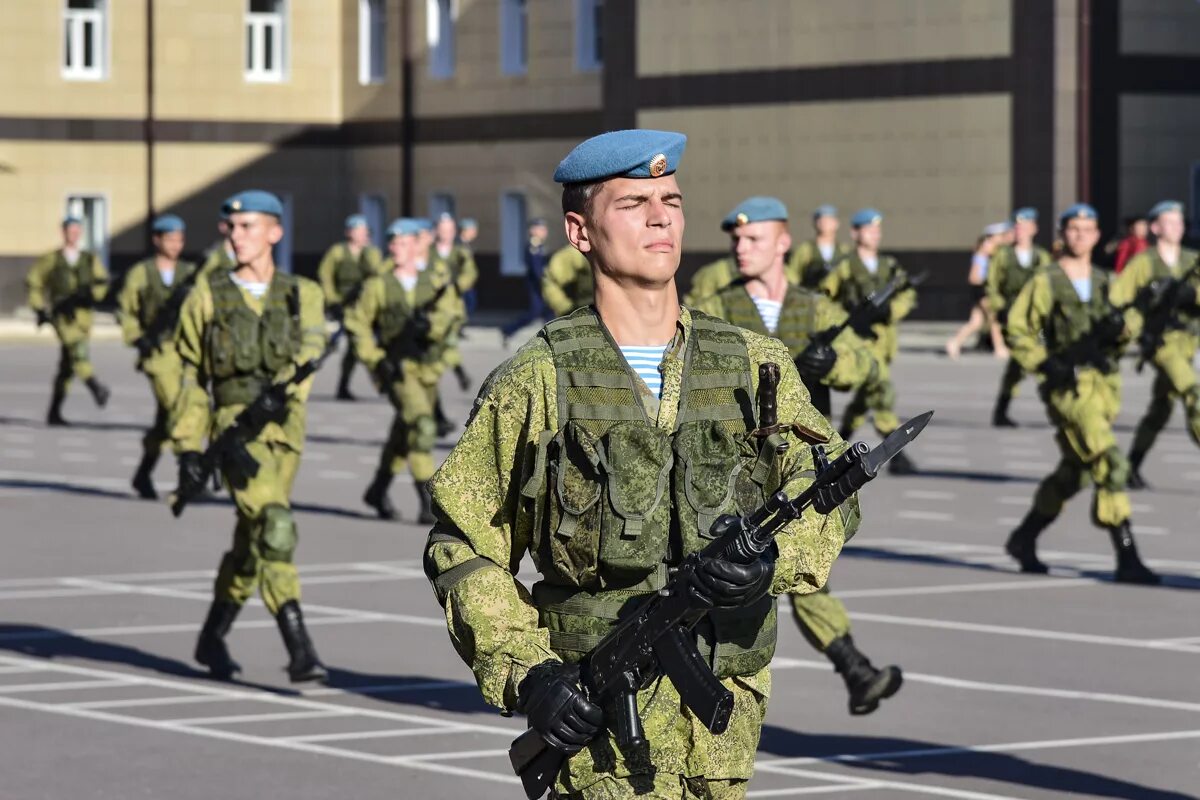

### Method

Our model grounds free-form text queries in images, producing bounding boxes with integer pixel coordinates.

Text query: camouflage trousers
[52,340,95,397]
[995,357,1028,402]
[215,440,302,615]
[381,365,439,482]
[790,586,851,650]
[842,329,899,437]
[140,354,182,462]
[1130,331,1200,461]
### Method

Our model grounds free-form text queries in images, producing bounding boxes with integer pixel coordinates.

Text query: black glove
[373,358,397,388]
[177,451,207,498]
[1092,310,1125,344]
[135,335,155,361]
[243,385,289,431]
[35,308,50,327]
[796,342,837,379]
[1173,282,1197,310]
[326,303,344,323]
[685,516,776,609]
[516,661,604,756]
[411,312,433,340]
[1040,354,1075,393]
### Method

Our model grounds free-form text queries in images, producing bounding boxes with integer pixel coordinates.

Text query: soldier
[541,243,594,316]
[172,190,329,682]
[986,208,1053,427]
[350,219,459,524]
[117,214,199,499]
[821,208,919,474]
[681,250,737,307]
[694,196,901,716]
[27,215,112,425]
[1111,201,1200,489]
[201,211,236,275]
[788,204,852,289]
[317,214,384,401]
[458,217,479,252]
[429,212,477,393]
[1004,204,1158,585]
[424,130,858,798]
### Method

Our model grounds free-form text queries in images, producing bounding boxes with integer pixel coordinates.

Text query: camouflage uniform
[428,242,478,378]
[317,241,384,398]
[986,244,1053,422]
[542,245,594,316]
[201,243,237,276]
[682,257,738,306]
[787,240,852,290]
[424,306,857,797]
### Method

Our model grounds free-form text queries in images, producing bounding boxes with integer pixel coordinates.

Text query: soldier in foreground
[172,191,329,681]
[694,196,901,716]
[541,243,593,316]
[788,204,852,289]
[1110,201,1200,489]
[986,208,1053,427]
[1003,204,1158,585]
[349,219,458,524]
[117,214,199,499]
[424,131,857,798]
[317,213,384,401]
[26,215,112,425]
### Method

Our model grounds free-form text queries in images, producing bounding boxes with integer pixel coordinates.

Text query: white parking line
[165,709,351,726]
[832,577,1089,600]
[901,490,956,501]
[0,678,135,694]
[286,726,462,743]
[69,694,234,710]
[754,764,1020,800]
[897,510,955,522]
[747,785,883,797]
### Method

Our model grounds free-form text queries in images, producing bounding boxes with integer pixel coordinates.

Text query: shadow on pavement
[0,414,148,434]
[0,623,212,682]
[317,666,495,716]
[757,726,1195,800]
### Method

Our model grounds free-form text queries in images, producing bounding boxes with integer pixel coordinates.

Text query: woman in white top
[945,226,1010,359]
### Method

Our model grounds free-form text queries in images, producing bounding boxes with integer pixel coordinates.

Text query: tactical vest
[717,284,819,358]
[525,308,783,679]
[838,255,899,309]
[1045,266,1118,372]
[795,241,846,289]
[996,245,1050,304]
[137,260,196,330]
[207,269,302,406]
[333,244,375,301]
[376,272,446,365]
[47,251,95,302]
[1148,249,1200,335]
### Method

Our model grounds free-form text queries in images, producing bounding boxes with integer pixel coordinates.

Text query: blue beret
[414,218,433,232]
[1059,203,1098,227]
[554,129,687,184]
[386,218,422,238]
[812,204,838,221]
[460,218,478,229]
[721,196,789,231]
[223,190,284,218]
[1148,200,1184,221]
[344,213,368,229]
[983,221,1012,237]
[62,215,82,226]
[851,208,883,228]
[152,214,186,234]
[1013,207,1038,222]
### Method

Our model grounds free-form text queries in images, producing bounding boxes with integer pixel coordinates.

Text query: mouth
[646,241,675,253]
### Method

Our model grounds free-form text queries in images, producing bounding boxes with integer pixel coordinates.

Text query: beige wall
[639,0,1011,76]
[638,96,1011,252]
[341,0,403,120]
[1120,0,1200,56]
[1119,95,1200,219]
[412,0,601,118]
[1053,0,1079,214]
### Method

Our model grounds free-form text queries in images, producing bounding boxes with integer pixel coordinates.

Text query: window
[427,0,455,79]
[428,192,456,221]
[245,0,286,83]
[64,195,108,264]
[273,194,294,273]
[359,194,387,249]
[575,0,602,71]
[500,191,528,277]
[63,0,107,81]
[500,0,528,76]
[358,0,385,85]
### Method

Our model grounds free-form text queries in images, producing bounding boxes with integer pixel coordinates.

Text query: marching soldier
[424,131,858,798]
[349,219,459,524]
[1004,204,1158,585]
[27,215,112,425]
[540,243,593,316]
[458,217,479,252]
[317,213,384,401]
[682,252,737,306]
[788,204,852,289]
[429,212,478,393]
[201,210,236,275]
[821,208,919,474]
[694,196,901,716]
[986,208,1053,427]
[172,190,329,682]
[117,214,199,499]
[1110,200,1200,489]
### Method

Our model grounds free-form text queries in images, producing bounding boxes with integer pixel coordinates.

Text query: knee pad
[410,415,438,452]
[1100,446,1130,493]
[69,341,90,366]
[258,504,297,563]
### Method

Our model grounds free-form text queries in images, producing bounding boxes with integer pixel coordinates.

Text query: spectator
[1114,216,1149,273]
[945,224,1009,359]
[500,218,553,346]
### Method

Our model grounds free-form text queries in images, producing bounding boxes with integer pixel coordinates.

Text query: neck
[154,254,177,271]
[1058,252,1092,277]
[1157,240,1181,263]
[392,260,417,278]
[857,245,877,261]
[815,232,836,246]
[1016,238,1033,250]
[235,254,275,283]
[593,274,679,346]
[346,242,363,255]
[744,264,788,302]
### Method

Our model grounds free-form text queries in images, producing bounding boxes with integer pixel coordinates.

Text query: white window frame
[358,0,386,85]
[64,193,109,266]
[428,192,456,221]
[500,0,528,76]
[245,0,287,84]
[427,0,455,79]
[574,0,602,72]
[358,193,387,249]
[62,0,108,81]
[500,191,528,277]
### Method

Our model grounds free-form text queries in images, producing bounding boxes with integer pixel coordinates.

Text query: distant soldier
[26,215,112,425]
[788,204,852,289]
[117,214,199,499]
[1110,201,1200,489]
[986,208,1053,427]
[317,214,384,400]
[201,210,236,275]
[500,217,554,345]
[458,217,479,252]
[540,243,593,316]
[428,212,477,393]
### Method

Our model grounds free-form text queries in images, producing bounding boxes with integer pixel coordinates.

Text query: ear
[778,229,792,256]
[565,212,592,254]
[267,220,285,246]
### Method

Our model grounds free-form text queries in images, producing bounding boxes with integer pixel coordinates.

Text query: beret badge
[648,153,668,178]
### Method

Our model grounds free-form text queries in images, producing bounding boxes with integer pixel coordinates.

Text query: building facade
[1,0,1197,316]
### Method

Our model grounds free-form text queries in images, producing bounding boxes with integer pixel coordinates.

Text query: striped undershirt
[619,345,668,398]
[752,296,783,334]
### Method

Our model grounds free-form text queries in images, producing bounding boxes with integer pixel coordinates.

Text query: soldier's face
[388,233,416,264]
[228,212,283,265]
[1014,219,1037,242]
[461,226,477,243]
[814,216,838,238]
[568,175,684,287]
[1062,218,1100,256]
[1151,211,1184,245]
[436,219,457,243]
[732,221,790,280]
[854,221,882,250]
[347,225,369,248]
[155,231,185,260]
[62,223,83,248]
[418,231,434,254]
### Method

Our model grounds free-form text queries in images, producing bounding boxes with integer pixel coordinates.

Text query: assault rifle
[169,327,343,517]
[39,287,96,326]
[508,368,933,799]
[1133,261,1200,372]
[375,279,455,381]
[133,267,202,358]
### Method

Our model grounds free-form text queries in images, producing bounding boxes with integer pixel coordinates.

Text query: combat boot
[454,364,472,392]
[1109,522,1161,585]
[1126,451,1150,491]
[1005,509,1055,574]
[991,395,1018,428]
[276,600,327,682]
[888,450,918,476]
[85,376,110,408]
[335,365,356,401]
[363,469,398,520]
[434,398,455,438]
[46,387,68,427]
[131,451,158,500]
[415,481,437,525]
[194,600,243,680]
[824,635,903,716]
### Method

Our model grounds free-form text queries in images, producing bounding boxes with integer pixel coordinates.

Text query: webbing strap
[433,557,494,596]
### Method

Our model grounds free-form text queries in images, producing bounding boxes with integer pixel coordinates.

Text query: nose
[647,196,672,228]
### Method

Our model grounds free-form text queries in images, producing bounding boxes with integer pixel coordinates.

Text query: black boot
[335,369,356,401]
[1005,509,1055,574]
[434,398,454,438]
[454,364,471,393]
[1126,452,1150,491]
[363,469,398,520]
[275,600,327,683]
[46,386,68,427]
[416,481,437,525]
[131,450,159,500]
[1109,522,1161,585]
[825,635,903,716]
[194,600,243,680]
[992,395,1018,428]
[85,377,110,408]
[888,450,918,476]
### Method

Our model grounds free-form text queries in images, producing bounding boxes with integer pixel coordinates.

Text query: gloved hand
[516,661,604,756]
[1039,354,1075,393]
[796,342,837,379]
[1173,282,1197,310]
[373,358,397,388]
[326,303,344,323]
[410,312,433,340]
[177,451,207,498]
[135,335,155,361]
[35,308,50,327]
[1092,310,1125,344]
[685,516,776,609]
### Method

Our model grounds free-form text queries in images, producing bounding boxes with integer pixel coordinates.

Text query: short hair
[561,181,602,218]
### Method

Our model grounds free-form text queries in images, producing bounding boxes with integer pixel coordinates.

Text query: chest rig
[48,251,95,301]
[375,271,446,364]
[840,255,898,308]
[525,308,782,678]
[206,270,301,406]
[718,284,820,358]
[333,244,374,300]
[1148,249,1200,335]
[1045,266,1118,372]
[137,260,196,329]
[997,246,1050,303]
